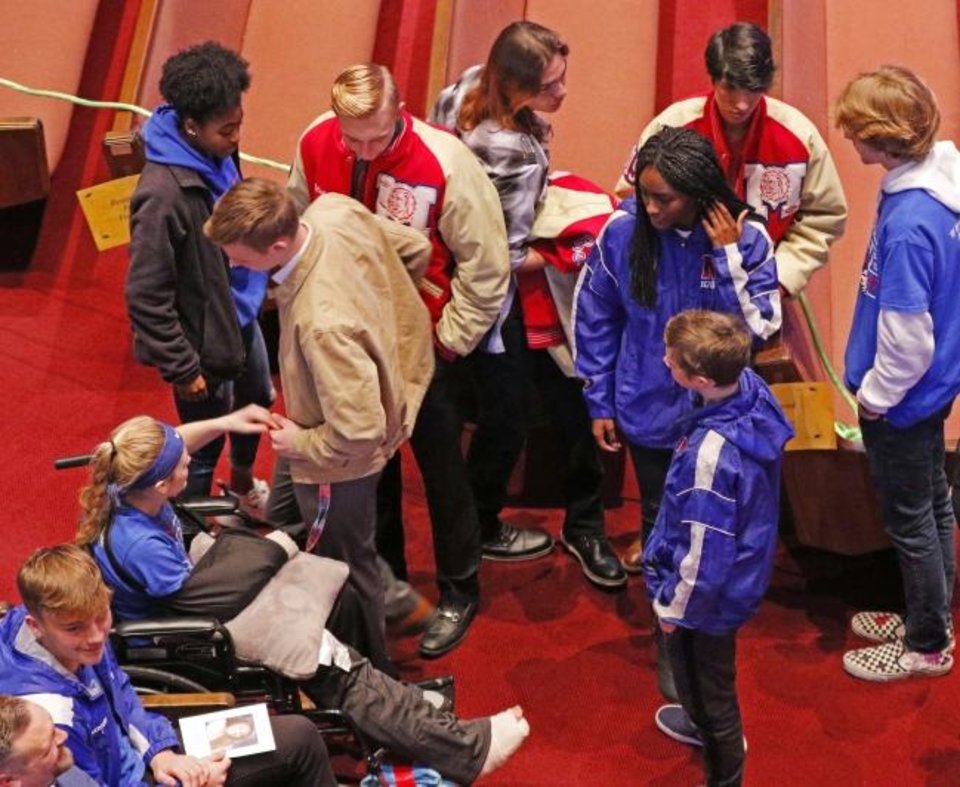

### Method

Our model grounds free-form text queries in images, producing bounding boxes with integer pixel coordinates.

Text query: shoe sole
[842,658,953,682]
[654,711,749,751]
[655,710,702,747]
[560,535,628,589]
[481,540,556,563]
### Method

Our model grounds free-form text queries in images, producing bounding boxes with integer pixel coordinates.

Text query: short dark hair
[705,22,774,92]
[159,41,251,124]
[665,310,752,386]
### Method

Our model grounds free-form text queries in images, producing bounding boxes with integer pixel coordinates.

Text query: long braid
[75,416,165,546]
[76,442,115,546]
[629,126,758,307]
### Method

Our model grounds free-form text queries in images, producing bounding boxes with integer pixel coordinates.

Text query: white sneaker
[851,610,955,653]
[843,639,953,682]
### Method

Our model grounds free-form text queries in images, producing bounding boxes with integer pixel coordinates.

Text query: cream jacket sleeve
[425,127,510,356]
[293,326,388,469]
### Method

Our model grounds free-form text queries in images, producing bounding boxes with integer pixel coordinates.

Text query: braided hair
[75,416,166,547]
[629,126,756,307]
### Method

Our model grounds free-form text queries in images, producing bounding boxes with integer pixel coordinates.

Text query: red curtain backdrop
[655,0,768,110]
[373,0,440,117]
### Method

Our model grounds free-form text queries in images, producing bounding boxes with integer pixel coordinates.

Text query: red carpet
[2,5,960,784]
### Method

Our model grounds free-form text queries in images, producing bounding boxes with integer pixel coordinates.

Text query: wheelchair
[53,455,455,782]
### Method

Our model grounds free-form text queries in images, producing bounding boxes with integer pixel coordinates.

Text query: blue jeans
[860,407,956,653]
[174,320,273,496]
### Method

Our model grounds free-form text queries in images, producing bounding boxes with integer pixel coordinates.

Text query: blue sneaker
[655,704,702,746]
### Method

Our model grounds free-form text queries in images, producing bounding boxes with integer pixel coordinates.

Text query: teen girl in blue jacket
[574,127,782,548]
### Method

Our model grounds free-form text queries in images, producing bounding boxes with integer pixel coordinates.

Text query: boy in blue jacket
[644,310,793,787]
[836,66,960,682]
[0,545,333,786]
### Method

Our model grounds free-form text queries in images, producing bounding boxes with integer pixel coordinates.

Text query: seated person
[73,410,530,785]
[0,546,334,786]
[0,695,96,786]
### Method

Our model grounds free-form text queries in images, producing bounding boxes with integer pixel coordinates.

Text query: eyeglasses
[538,59,568,95]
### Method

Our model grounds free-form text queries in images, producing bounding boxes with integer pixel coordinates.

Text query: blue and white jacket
[844,141,960,427]
[573,196,781,449]
[643,369,793,634]
[0,605,180,786]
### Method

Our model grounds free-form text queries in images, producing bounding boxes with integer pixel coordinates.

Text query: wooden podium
[0,118,50,270]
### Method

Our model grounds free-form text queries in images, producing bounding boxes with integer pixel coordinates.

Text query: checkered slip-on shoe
[843,639,953,682]
[851,611,956,653]
[851,611,905,643]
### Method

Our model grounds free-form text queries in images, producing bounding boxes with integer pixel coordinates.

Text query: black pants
[266,460,393,675]
[466,308,605,539]
[224,714,336,786]
[665,627,744,787]
[376,355,481,606]
[305,648,490,785]
[628,443,673,544]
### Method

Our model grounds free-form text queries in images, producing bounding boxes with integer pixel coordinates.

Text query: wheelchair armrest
[141,692,236,720]
[177,496,239,517]
[113,616,227,639]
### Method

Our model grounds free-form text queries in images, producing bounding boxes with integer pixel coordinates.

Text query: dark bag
[165,527,288,620]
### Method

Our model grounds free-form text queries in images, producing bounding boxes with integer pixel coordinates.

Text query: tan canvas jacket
[273,193,434,484]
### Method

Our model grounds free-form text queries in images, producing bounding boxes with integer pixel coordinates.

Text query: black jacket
[126,163,244,384]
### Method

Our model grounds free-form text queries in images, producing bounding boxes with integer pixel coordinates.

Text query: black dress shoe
[419,601,477,658]
[481,521,555,562]
[560,532,628,588]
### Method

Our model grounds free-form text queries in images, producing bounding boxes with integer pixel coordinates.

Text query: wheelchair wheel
[125,665,209,695]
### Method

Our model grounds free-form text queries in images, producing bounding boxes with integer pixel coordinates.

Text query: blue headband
[128,423,184,491]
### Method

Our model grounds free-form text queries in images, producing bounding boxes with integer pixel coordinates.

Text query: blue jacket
[643,369,794,634]
[844,141,960,427]
[573,197,781,449]
[0,605,180,786]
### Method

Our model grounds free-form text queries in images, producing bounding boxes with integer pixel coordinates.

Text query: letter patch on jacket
[375,174,438,230]
[700,255,716,290]
[743,163,806,220]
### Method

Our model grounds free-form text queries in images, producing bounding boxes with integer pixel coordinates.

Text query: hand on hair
[269,414,306,459]
[176,374,209,402]
[591,418,622,452]
[702,202,747,248]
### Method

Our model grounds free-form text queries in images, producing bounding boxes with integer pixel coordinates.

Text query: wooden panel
[783,450,888,555]
[0,118,49,208]
[0,0,100,171]
[771,382,838,451]
[526,0,659,188]
[239,0,381,181]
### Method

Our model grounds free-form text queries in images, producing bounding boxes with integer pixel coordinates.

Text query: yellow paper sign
[76,174,139,251]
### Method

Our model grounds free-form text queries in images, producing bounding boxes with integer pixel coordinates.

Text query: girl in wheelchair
[74,406,529,784]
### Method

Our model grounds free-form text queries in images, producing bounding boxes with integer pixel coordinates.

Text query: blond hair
[835,65,940,161]
[664,310,751,386]
[18,545,112,620]
[76,416,165,546]
[0,696,31,769]
[205,178,300,252]
[331,63,399,119]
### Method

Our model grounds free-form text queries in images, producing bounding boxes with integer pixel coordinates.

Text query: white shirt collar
[271,221,312,285]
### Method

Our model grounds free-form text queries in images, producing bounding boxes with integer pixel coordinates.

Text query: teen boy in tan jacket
[206,177,433,673]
